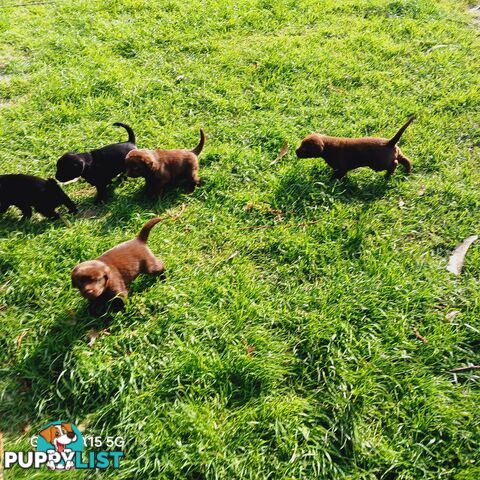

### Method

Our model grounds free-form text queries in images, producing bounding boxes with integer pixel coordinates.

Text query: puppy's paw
[88,301,105,317]
[110,296,126,312]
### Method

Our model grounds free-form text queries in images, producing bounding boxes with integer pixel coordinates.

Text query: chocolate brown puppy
[125,128,205,197]
[71,218,165,315]
[296,117,414,179]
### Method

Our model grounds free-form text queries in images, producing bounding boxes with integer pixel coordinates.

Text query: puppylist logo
[3,421,124,471]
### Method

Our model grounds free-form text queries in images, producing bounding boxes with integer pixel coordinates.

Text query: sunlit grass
[0,0,479,478]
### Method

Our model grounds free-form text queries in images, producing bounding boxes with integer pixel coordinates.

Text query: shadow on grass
[0,277,168,433]
[274,163,401,213]
[0,210,76,237]
[129,270,166,294]
[73,182,198,231]
[0,308,108,433]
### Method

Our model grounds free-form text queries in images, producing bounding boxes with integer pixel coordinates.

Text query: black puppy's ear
[46,178,60,188]
[47,178,67,194]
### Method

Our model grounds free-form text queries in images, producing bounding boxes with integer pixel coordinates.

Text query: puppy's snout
[67,432,76,439]
[82,287,97,298]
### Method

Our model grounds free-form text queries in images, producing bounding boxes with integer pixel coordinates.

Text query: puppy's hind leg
[144,256,165,276]
[385,159,398,179]
[187,169,201,193]
[397,150,412,173]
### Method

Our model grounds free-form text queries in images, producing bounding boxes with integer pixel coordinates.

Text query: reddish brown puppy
[125,128,205,197]
[296,117,414,179]
[72,218,165,315]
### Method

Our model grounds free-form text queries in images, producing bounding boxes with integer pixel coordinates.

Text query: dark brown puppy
[71,218,165,315]
[125,128,205,197]
[0,174,77,219]
[296,117,414,179]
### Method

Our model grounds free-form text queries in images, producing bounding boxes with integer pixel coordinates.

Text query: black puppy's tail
[191,128,205,156]
[387,116,415,147]
[137,217,162,243]
[113,122,136,145]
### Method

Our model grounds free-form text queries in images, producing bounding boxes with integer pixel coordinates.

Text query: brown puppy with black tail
[296,117,414,179]
[72,218,165,315]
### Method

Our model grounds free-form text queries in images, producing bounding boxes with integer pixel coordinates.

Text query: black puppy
[55,122,136,204]
[0,174,77,219]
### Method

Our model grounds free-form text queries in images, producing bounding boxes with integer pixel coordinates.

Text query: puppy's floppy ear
[61,423,73,432]
[103,264,111,281]
[143,154,155,169]
[312,136,325,153]
[39,426,56,445]
[71,265,81,284]
[46,178,59,187]
[136,151,155,169]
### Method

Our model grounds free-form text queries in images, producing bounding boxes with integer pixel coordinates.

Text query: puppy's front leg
[36,207,60,219]
[110,295,126,312]
[64,198,78,214]
[332,168,347,180]
[105,288,128,312]
[94,185,108,204]
[107,277,128,311]
[88,298,105,316]
[144,177,163,198]
[20,205,32,218]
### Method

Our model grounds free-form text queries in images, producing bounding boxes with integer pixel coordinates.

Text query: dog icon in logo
[38,423,78,470]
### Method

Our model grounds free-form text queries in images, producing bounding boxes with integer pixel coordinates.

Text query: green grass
[1,0,480,478]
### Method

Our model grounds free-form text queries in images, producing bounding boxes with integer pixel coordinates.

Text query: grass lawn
[1,0,480,478]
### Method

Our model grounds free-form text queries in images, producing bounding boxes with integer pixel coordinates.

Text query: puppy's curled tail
[137,217,162,243]
[191,128,205,156]
[387,116,415,147]
[113,122,136,145]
